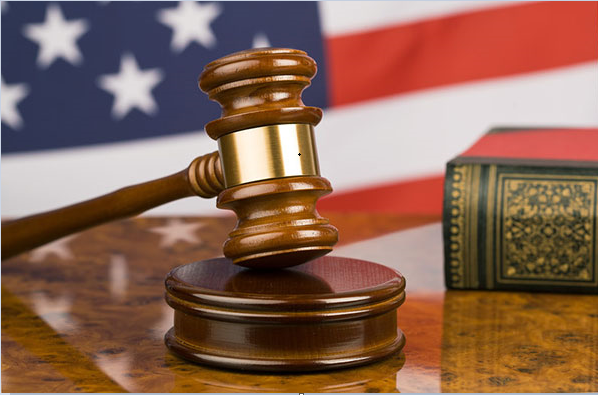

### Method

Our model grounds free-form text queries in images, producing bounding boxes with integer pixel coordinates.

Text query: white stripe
[2,62,597,217]
[1,131,225,217]
[318,1,516,36]
[318,62,598,192]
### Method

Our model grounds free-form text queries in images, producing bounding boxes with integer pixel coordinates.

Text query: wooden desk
[2,213,597,392]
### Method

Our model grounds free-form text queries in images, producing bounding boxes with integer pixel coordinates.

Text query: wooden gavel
[2,48,339,269]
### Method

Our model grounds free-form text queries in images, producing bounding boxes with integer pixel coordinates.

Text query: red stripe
[318,175,445,215]
[461,129,598,161]
[326,2,598,106]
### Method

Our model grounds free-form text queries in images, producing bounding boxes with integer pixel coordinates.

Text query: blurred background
[2,1,597,218]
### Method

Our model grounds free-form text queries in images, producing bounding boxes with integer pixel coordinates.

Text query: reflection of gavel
[2,48,338,269]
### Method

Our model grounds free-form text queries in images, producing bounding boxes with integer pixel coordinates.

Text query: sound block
[164,256,406,372]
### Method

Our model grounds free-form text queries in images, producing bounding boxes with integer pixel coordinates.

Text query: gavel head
[199,48,338,269]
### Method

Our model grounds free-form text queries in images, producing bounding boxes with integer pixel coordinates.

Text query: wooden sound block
[164,256,406,372]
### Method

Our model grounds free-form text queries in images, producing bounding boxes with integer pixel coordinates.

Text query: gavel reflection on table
[2,48,406,372]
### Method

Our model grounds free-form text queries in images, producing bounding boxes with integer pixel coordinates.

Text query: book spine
[442,161,598,294]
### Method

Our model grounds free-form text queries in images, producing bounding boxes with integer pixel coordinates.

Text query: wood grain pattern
[2,336,82,392]
[2,286,126,392]
[2,213,596,392]
[441,290,598,392]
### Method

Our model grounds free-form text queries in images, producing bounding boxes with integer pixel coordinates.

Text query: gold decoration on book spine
[485,165,498,289]
[447,165,481,288]
[496,174,598,286]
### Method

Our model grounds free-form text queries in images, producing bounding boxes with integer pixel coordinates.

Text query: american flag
[2,1,597,218]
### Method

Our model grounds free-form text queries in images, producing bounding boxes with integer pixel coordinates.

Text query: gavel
[3,48,407,372]
[1,48,339,269]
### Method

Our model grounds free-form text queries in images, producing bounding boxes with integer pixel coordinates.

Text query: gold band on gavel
[217,124,320,188]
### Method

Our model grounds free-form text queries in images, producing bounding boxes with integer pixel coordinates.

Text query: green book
[443,127,598,293]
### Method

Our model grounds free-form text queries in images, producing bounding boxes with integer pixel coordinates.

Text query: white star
[97,53,164,120]
[1,1,9,14]
[157,1,222,53]
[148,219,205,248]
[22,4,89,69]
[1,76,29,129]
[252,32,271,49]
[29,235,77,262]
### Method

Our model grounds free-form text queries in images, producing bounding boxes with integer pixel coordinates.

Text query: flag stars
[149,219,205,248]
[1,77,30,129]
[22,4,89,69]
[157,1,222,53]
[29,235,77,262]
[252,32,271,49]
[97,53,164,120]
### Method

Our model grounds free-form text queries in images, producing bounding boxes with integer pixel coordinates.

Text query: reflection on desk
[442,290,597,392]
[2,213,597,392]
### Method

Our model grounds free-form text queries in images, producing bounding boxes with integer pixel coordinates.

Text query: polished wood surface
[3,212,597,392]
[1,150,223,260]
[165,256,405,371]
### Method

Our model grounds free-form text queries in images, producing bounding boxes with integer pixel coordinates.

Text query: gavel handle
[1,151,224,261]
